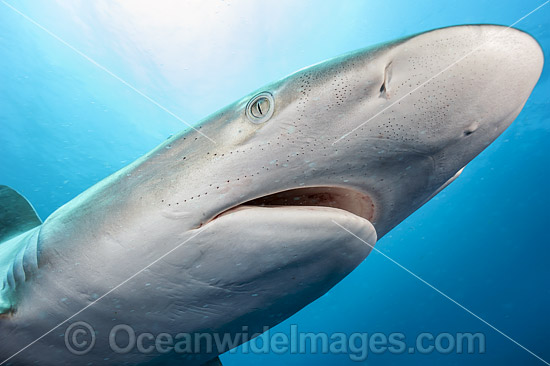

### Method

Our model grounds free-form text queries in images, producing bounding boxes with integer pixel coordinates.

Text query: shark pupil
[252,97,269,117]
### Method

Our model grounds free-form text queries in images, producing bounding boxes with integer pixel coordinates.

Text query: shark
[0,25,543,365]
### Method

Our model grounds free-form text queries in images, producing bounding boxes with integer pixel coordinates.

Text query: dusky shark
[0,25,543,365]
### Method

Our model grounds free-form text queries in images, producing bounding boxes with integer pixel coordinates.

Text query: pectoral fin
[0,186,41,315]
[0,185,41,244]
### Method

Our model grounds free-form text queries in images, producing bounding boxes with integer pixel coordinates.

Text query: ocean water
[0,1,548,365]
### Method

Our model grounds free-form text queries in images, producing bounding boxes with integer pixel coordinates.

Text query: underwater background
[0,1,548,365]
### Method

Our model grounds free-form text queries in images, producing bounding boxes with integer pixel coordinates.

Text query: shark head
[3,25,543,365]
[129,24,542,237]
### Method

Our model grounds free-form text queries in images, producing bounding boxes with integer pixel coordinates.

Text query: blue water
[0,1,548,365]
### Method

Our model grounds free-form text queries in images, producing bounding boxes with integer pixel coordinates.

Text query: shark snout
[451,26,543,135]
[432,26,544,174]
[476,26,543,107]
[376,25,544,183]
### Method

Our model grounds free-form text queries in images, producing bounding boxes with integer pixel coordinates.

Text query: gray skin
[0,25,543,365]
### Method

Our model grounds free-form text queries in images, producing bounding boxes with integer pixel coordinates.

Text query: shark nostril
[379,61,392,99]
[463,122,479,136]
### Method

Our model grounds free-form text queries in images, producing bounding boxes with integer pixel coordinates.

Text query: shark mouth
[214,186,375,222]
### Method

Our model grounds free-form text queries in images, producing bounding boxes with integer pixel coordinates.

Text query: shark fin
[202,356,222,366]
[0,186,42,244]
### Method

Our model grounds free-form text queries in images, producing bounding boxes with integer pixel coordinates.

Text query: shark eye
[246,92,274,124]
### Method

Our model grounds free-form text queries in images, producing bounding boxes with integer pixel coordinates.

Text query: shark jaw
[208,186,376,227]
